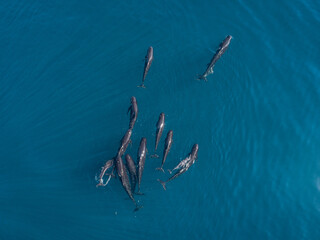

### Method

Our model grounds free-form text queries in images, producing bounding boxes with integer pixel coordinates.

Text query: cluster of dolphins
[96,35,232,211]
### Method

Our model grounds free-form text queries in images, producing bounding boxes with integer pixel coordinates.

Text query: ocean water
[1,0,320,239]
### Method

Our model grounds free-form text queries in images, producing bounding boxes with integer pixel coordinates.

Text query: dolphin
[138,46,153,88]
[168,143,198,174]
[117,129,132,157]
[156,130,173,172]
[127,96,138,130]
[198,35,232,81]
[115,155,142,211]
[151,113,165,158]
[96,159,115,187]
[125,154,138,192]
[182,144,199,169]
[137,137,147,195]
[159,144,199,190]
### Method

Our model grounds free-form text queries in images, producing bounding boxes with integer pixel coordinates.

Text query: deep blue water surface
[1,0,320,239]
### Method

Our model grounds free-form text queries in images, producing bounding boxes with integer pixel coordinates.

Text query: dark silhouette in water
[151,113,165,158]
[137,137,147,195]
[138,46,153,88]
[198,35,232,81]
[127,96,138,130]
[159,144,198,190]
[156,130,173,172]
[125,154,137,192]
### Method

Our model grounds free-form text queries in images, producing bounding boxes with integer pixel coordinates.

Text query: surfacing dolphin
[125,154,138,193]
[137,137,147,195]
[138,46,153,88]
[198,35,232,81]
[156,130,173,172]
[150,113,165,158]
[158,144,199,190]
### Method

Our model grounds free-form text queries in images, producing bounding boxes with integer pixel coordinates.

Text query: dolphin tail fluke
[135,187,145,195]
[150,154,159,158]
[134,204,143,212]
[155,167,165,173]
[137,84,146,88]
[157,179,167,190]
[197,75,207,81]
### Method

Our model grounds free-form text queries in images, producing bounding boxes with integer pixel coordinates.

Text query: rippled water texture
[1,0,320,239]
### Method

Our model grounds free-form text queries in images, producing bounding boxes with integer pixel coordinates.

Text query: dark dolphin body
[137,138,147,195]
[138,46,153,88]
[117,129,132,157]
[125,154,137,192]
[159,144,198,190]
[151,113,165,158]
[198,35,232,81]
[96,159,114,187]
[115,155,142,211]
[156,130,173,172]
[128,96,138,130]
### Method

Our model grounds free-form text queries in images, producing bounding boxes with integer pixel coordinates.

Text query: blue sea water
[1,0,320,239]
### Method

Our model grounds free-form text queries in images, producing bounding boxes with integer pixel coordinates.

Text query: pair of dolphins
[138,35,233,87]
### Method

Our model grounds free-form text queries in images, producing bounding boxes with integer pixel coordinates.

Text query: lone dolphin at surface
[137,137,147,195]
[156,130,173,172]
[125,154,137,192]
[138,46,153,88]
[115,155,142,211]
[198,35,232,81]
[151,113,165,158]
[127,96,138,130]
[159,144,199,190]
